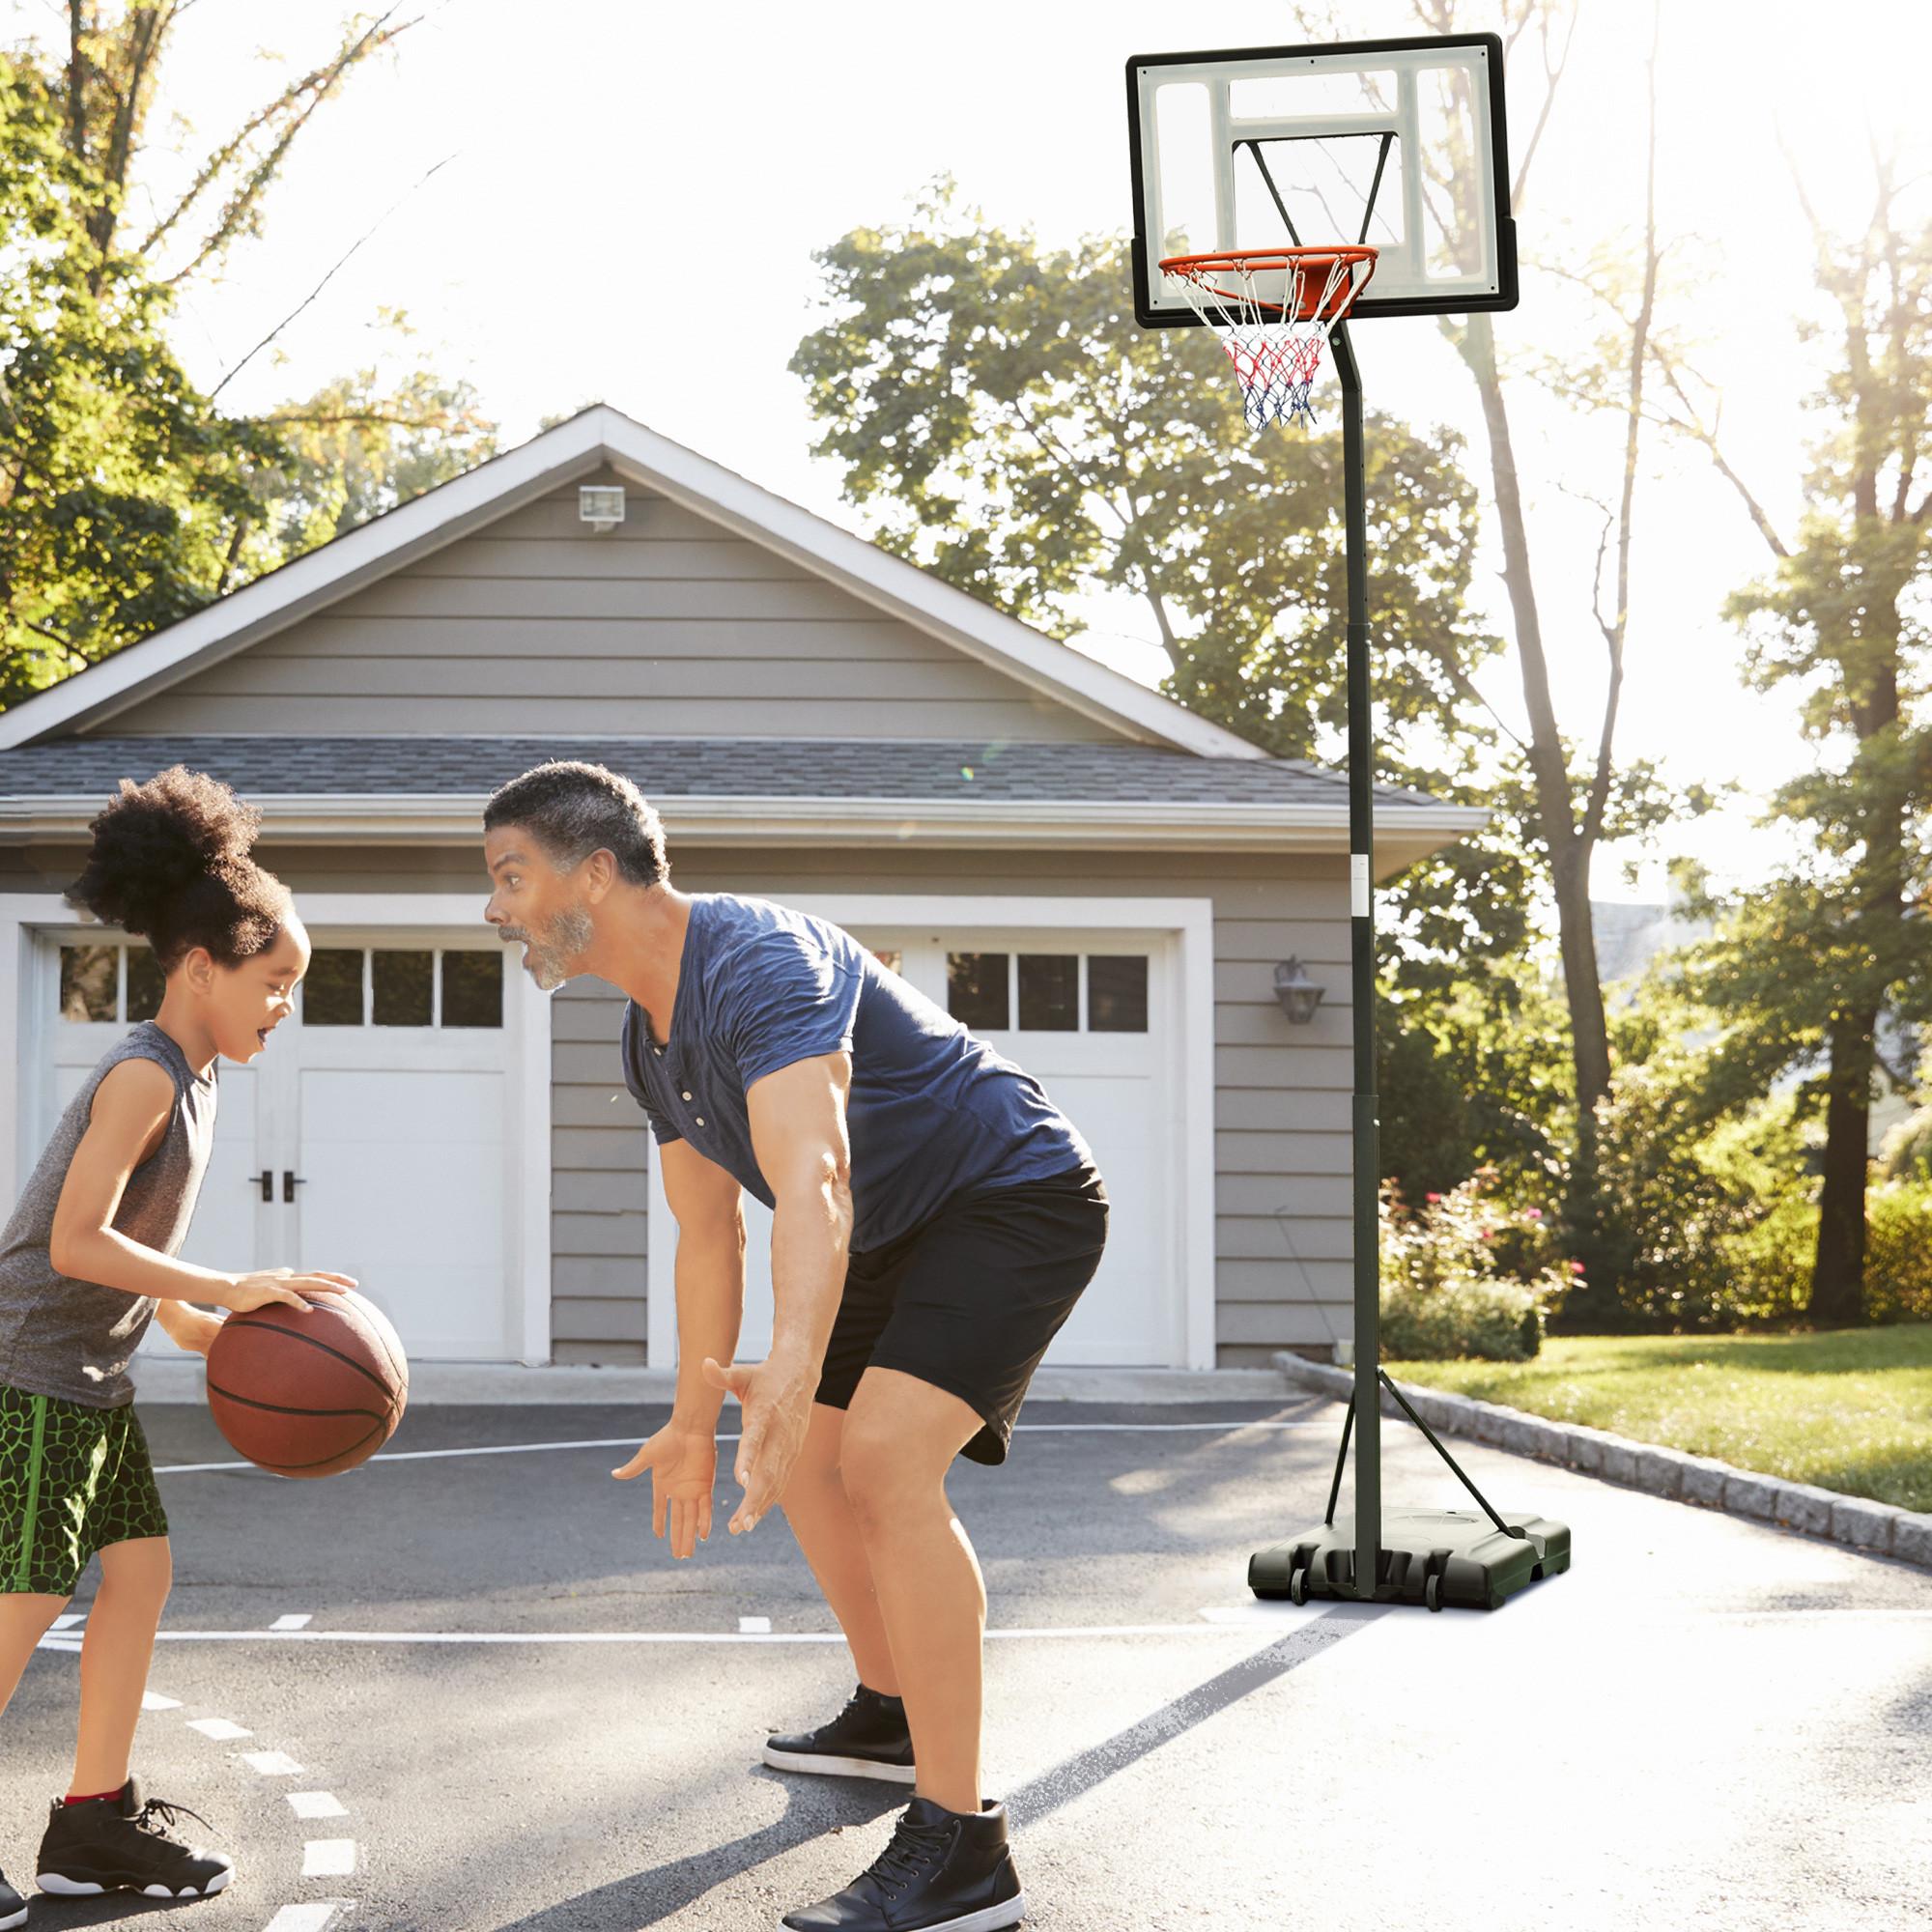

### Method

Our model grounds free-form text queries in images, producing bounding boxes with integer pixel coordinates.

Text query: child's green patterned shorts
[0,1382,169,1596]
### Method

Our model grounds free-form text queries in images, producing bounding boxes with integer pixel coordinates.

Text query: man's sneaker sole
[0,1901,26,1929]
[38,1865,232,1899]
[780,1896,1025,1932]
[760,1742,919,1783]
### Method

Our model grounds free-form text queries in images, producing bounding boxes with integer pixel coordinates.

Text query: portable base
[1250,1507,1572,1611]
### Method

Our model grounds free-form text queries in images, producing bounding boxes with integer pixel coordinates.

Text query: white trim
[0,406,1263,763]
[0,794,1488,871]
[1,892,553,1366]
[642,894,1217,1374]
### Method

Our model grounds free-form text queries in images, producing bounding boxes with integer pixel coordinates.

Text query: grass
[1380,1323,1932,1514]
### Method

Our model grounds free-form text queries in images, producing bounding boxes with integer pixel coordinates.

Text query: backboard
[1126,33,1517,327]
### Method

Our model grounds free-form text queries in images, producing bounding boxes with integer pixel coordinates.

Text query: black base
[1250,1507,1571,1611]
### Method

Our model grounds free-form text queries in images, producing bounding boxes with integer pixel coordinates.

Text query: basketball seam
[222,1321,400,1403]
[206,1384,388,1422]
[249,1418,388,1475]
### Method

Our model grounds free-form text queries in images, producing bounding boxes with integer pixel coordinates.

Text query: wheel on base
[1424,1572,1443,1613]
[1289,1566,1309,1606]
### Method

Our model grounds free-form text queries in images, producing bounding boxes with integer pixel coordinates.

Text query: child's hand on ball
[218,1268,358,1315]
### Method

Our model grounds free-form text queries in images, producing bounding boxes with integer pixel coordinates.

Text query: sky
[11,0,1929,909]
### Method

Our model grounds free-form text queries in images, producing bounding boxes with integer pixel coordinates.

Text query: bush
[1378,1172,1575,1361]
[1868,1181,1932,1323]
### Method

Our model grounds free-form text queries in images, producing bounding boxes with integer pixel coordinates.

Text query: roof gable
[0,408,1265,760]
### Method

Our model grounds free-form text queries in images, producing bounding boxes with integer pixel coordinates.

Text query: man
[481,760,1107,1932]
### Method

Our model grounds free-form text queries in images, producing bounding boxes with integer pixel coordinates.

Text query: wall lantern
[579,485,626,532]
[1273,957,1324,1025]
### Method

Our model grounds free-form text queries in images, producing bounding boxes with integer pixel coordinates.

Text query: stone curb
[1272,1350,1932,1575]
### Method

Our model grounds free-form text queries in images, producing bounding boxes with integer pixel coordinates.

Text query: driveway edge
[1270,1351,1932,1575]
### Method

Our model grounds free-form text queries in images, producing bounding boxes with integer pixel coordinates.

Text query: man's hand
[217,1269,358,1315]
[165,1307,226,1357]
[703,1353,816,1535]
[611,1420,718,1559]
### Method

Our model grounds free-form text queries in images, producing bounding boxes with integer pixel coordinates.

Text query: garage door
[39,932,527,1362]
[648,924,1180,1368]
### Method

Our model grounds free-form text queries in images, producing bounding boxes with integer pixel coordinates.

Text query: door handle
[250,1170,271,1203]
[282,1171,307,1205]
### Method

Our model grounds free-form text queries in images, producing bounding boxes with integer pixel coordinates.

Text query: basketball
[206,1290,409,1478]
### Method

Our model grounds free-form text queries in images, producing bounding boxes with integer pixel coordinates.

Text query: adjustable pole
[1329,322,1380,1601]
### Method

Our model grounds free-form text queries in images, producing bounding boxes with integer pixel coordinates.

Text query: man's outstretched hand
[703,1353,816,1535]
[611,1421,717,1560]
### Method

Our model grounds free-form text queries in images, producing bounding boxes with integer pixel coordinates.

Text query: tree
[1,6,491,706]
[789,187,1584,1186]
[1665,162,1932,1322]
[0,52,274,702]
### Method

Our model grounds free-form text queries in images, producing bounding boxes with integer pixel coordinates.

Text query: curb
[1272,1351,1932,1575]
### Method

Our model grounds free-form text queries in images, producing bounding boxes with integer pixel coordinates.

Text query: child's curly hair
[66,767,294,971]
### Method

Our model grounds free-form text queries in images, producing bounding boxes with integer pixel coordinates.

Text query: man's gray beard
[526,905,595,992]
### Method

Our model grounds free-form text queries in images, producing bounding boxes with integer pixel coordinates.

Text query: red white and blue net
[1158,247,1377,431]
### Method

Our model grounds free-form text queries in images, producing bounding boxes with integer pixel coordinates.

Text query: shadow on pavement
[495,1605,1382,1931]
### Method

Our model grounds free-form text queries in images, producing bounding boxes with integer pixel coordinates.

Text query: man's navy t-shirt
[618,894,1092,1252]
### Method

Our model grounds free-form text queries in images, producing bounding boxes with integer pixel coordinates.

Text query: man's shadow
[497,1605,1378,1931]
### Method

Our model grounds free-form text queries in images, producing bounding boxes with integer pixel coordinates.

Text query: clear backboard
[1126,32,1518,327]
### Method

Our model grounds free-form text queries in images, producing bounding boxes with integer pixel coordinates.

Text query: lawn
[1380,1323,1932,1515]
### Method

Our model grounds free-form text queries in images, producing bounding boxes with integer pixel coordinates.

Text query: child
[0,768,355,1923]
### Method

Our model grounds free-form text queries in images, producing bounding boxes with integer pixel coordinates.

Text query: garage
[34,923,543,1363]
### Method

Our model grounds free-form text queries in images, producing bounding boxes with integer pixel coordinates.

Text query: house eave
[0,792,1488,872]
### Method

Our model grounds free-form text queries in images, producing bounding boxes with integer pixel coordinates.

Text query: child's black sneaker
[36,1778,234,1899]
[0,1863,26,1929]
[781,1797,1023,1931]
[763,1682,917,1783]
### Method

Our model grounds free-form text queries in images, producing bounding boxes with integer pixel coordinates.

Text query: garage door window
[947,952,1148,1034]
[302,947,502,1029]
[58,943,165,1023]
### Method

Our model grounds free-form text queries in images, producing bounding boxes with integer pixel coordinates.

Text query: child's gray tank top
[0,1021,217,1407]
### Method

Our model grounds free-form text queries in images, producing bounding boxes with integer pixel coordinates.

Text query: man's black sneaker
[763,1682,917,1783]
[36,1778,234,1899]
[0,1864,26,1930]
[781,1797,1024,1932]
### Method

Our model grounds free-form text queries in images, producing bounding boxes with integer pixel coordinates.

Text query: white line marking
[141,1690,183,1711]
[35,1635,81,1652]
[241,1750,304,1776]
[50,1612,84,1630]
[262,1903,354,1932]
[739,1616,772,1634]
[147,1623,1284,1646]
[186,1718,251,1740]
[270,1613,314,1631]
[151,1418,1325,1474]
[288,1792,348,1821]
[301,1840,356,1878]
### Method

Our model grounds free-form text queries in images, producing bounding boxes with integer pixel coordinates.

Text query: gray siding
[100,473,1122,744]
[545,847,1352,1370]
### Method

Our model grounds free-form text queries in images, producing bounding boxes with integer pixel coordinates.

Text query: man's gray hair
[483,761,668,888]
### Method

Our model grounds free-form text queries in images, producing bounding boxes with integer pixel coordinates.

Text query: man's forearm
[672,1228,747,1424]
[767,1180,854,1380]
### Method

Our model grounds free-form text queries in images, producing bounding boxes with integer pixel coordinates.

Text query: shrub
[1378,1171,1574,1361]
[1868,1181,1932,1324]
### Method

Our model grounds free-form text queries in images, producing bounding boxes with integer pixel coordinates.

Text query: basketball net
[1159,247,1378,432]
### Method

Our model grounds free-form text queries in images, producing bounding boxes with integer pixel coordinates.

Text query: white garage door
[39,931,528,1362]
[649,924,1181,1369]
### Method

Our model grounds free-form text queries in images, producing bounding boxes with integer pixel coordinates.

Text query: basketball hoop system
[1158,245,1378,431]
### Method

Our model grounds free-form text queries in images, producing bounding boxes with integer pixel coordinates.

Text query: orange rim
[1157,245,1378,322]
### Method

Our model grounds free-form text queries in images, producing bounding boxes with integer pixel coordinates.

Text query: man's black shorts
[814,1162,1109,1465]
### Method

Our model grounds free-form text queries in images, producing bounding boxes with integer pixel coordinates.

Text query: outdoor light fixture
[579,485,626,532]
[1273,958,1324,1025]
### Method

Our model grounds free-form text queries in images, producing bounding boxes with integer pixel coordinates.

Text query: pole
[1330,321,1380,1601]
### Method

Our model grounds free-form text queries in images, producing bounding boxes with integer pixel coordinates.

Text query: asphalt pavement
[3,1396,1927,1932]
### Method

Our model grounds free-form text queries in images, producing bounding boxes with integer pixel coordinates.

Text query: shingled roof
[0,735,1446,811]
